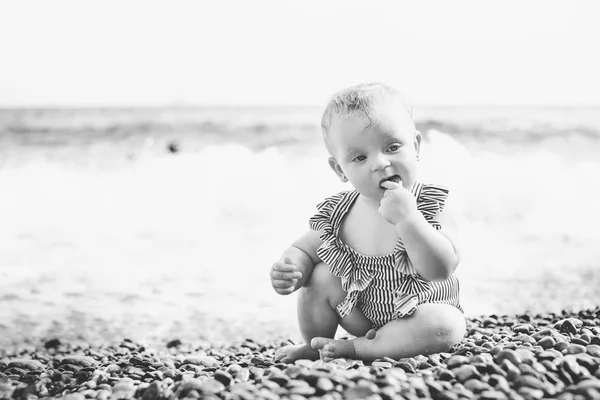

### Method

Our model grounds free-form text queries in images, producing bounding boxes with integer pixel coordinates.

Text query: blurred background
[1,0,599,347]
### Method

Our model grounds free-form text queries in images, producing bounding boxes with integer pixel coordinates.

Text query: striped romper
[309,182,462,329]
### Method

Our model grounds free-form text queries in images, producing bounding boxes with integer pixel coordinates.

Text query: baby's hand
[270,257,303,295]
[378,181,419,225]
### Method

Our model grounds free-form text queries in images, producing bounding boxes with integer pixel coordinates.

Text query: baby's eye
[387,144,401,152]
[352,155,367,162]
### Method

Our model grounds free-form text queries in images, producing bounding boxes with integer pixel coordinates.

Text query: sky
[1,0,599,107]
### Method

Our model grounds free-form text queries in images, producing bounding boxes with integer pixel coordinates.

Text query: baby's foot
[310,337,356,361]
[274,344,320,364]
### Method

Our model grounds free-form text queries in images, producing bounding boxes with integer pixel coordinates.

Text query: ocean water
[1,106,599,345]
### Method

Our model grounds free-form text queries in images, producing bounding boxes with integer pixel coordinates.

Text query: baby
[270,82,465,363]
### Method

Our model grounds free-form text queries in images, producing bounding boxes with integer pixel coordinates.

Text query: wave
[2,107,600,151]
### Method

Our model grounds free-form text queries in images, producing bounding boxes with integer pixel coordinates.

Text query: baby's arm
[396,195,460,281]
[270,230,323,294]
[379,181,459,282]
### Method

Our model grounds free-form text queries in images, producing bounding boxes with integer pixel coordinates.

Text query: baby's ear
[328,157,348,182]
[414,130,423,154]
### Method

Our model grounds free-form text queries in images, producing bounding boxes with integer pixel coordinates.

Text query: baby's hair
[321,82,414,151]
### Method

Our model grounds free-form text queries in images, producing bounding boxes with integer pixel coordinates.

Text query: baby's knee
[417,304,466,351]
[305,263,338,290]
[303,263,345,303]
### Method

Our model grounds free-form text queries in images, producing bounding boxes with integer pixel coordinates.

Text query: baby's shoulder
[315,190,357,211]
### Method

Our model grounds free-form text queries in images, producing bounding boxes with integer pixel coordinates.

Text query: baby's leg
[312,303,466,362]
[274,262,372,363]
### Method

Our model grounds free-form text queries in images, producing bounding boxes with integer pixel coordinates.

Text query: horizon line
[1,103,600,110]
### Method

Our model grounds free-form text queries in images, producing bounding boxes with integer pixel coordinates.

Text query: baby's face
[328,100,420,200]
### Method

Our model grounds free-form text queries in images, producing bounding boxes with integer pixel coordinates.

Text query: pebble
[316,377,335,392]
[445,355,470,369]
[586,344,600,357]
[60,356,97,368]
[479,390,508,400]
[453,364,480,382]
[537,337,556,350]
[214,370,232,386]
[566,344,587,355]
[6,359,43,371]
[496,349,523,365]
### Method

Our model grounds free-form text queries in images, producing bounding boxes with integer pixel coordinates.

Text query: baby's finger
[273,262,299,272]
[277,287,295,295]
[380,180,402,190]
[271,269,302,280]
[272,278,297,289]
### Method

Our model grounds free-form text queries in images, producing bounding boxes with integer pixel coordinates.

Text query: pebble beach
[1,106,600,399]
[2,309,600,399]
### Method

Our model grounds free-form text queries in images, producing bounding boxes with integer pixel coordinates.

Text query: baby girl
[270,82,465,363]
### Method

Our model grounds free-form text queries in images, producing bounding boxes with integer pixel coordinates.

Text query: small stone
[61,356,97,368]
[464,378,491,393]
[200,378,225,394]
[396,361,415,373]
[531,328,554,341]
[586,344,600,357]
[433,390,459,400]
[571,337,589,346]
[445,355,470,369]
[562,356,582,378]
[537,337,556,350]
[44,338,62,349]
[566,344,587,355]
[343,384,376,400]
[479,390,508,400]
[7,360,43,371]
[213,370,232,386]
[62,393,85,400]
[517,386,544,399]
[513,375,546,391]
[166,339,182,348]
[513,324,534,334]
[111,377,136,399]
[554,341,569,352]
[266,369,289,386]
[428,354,443,366]
[537,350,562,361]
[316,377,335,393]
[572,379,600,394]
[453,364,480,382]
[438,369,456,381]
[182,356,219,368]
[500,359,521,380]
[514,334,537,345]
[496,349,523,366]
[515,349,536,365]
[371,361,392,368]
[226,364,242,375]
[289,385,316,396]
[556,319,578,335]
[236,368,250,382]
[141,382,161,400]
[383,367,408,382]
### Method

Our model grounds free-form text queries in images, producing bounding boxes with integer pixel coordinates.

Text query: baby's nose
[371,154,391,171]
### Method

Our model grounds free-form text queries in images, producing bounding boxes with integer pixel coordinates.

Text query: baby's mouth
[379,175,401,189]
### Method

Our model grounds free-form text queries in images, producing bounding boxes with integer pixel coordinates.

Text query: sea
[1,106,599,346]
